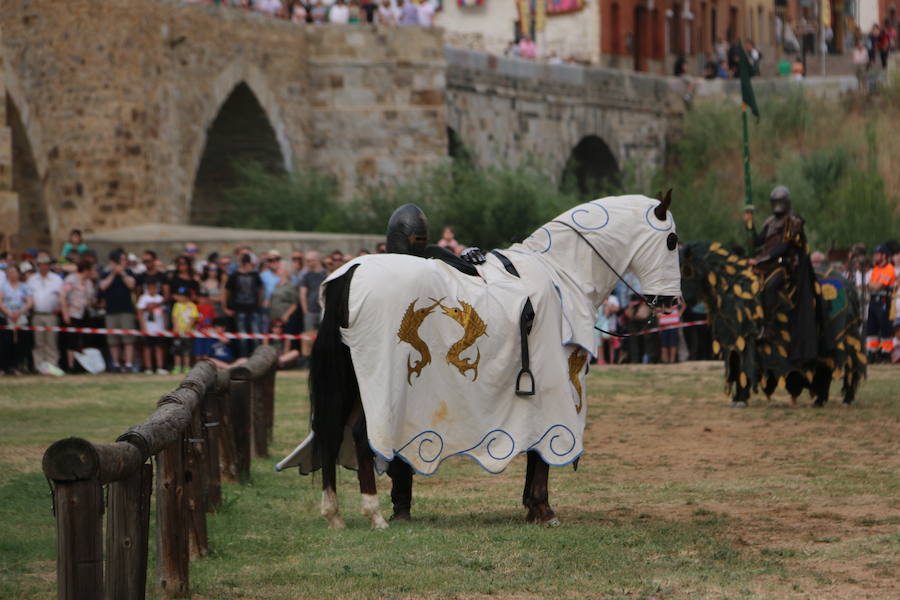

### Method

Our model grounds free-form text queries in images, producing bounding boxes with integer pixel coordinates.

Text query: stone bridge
[0,0,676,251]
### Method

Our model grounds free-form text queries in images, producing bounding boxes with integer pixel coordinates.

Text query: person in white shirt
[415,0,435,27]
[27,254,65,374]
[329,0,350,23]
[256,0,284,16]
[136,278,168,374]
[377,0,399,24]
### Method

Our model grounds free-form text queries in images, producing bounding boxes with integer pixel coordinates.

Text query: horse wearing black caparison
[680,242,865,407]
[299,194,682,529]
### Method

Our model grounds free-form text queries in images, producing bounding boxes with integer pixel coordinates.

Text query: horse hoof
[372,515,390,530]
[327,517,346,530]
[731,401,748,409]
[390,511,412,522]
[543,517,561,528]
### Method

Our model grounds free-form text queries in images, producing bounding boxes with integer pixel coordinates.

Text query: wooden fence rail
[41,345,279,600]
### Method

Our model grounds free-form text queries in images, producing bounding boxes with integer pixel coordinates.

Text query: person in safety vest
[865,245,896,362]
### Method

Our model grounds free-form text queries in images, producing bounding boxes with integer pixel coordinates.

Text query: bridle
[549,219,677,339]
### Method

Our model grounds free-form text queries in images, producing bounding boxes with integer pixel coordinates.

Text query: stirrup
[516,368,535,396]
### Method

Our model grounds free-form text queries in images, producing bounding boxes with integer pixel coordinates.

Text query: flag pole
[741,102,752,209]
[741,102,754,254]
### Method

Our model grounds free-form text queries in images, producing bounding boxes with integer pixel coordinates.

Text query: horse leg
[842,371,859,405]
[522,448,536,509]
[523,451,559,527]
[786,372,805,404]
[811,363,832,407]
[763,373,778,400]
[351,413,388,529]
[387,460,414,521]
[320,457,345,529]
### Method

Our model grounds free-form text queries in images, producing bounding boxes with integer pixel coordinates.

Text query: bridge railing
[41,344,279,600]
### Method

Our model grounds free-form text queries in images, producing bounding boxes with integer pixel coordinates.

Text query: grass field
[1,363,898,599]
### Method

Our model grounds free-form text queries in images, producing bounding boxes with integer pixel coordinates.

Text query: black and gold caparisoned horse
[680,242,866,407]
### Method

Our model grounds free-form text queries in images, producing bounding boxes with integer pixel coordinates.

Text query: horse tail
[310,265,361,467]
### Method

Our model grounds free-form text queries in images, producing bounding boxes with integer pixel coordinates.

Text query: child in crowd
[193,289,216,361]
[207,317,244,369]
[658,299,683,364]
[136,278,168,374]
[171,287,199,374]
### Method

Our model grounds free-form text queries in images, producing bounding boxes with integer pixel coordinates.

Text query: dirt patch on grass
[577,362,900,599]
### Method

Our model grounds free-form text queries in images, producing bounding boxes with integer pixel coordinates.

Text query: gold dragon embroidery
[397,297,443,385]
[439,299,488,381]
[568,348,589,413]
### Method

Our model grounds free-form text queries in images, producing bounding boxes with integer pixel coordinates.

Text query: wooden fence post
[229,378,252,483]
[185,409,209,559]
[250,378,268,459]
[211,370,238,484]
[53,479,104,600]
[202,390,223,510]
[156,440,189,598]
[105,463,152,600]
[262,366,276,445]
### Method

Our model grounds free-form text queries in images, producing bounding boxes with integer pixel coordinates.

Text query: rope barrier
[605,319,709,337]
[0,324,316,341]
[0,319,709,341]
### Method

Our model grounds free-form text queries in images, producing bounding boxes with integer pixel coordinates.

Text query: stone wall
[0,1,446,251]
[444,48,679,185]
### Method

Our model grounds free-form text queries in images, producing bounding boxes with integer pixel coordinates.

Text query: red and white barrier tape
[636,319,709,335]
[0,324,316,341]
[1,319,709,341]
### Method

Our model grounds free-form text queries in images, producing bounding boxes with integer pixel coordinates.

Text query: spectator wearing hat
[261,249,283,298]
[224,253,264,358]
[99,249,138,373]
[171,286,199,374]
[27,252,65,374]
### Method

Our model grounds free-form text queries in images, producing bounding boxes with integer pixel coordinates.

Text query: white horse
[277,193,682,528]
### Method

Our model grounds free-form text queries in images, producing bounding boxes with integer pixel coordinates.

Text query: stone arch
[560,135,621,199]
[446,126,473,165]
[5,93,50,251]
[187,63,293,224]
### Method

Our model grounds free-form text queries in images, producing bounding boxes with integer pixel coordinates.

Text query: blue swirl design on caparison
[459,429,516,461]
[527,424,576,457]
[570,202,610,230]
[525,226,552,253]
[397,430,444,463]
[645,205,673,231]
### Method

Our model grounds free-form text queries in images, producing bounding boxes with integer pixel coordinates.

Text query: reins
[549,219,658,339]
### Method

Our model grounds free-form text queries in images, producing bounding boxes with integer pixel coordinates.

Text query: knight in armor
[385,204,483,273]
[743,186,810,342]
[382,203,484,520]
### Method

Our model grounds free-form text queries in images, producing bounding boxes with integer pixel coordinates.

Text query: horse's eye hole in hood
[667,233,678,251]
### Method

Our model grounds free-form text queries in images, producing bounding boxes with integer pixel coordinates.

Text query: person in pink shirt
[518,36,537,59]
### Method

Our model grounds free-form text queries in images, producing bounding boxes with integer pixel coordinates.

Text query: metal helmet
[386,203,429,256]
[769,186,791,216]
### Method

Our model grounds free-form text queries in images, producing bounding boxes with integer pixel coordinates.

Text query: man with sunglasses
[136,250,168,296]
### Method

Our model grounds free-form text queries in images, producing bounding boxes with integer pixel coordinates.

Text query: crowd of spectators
[186,0,440,26]
[2,228,898,376]
[0,229,390,376]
